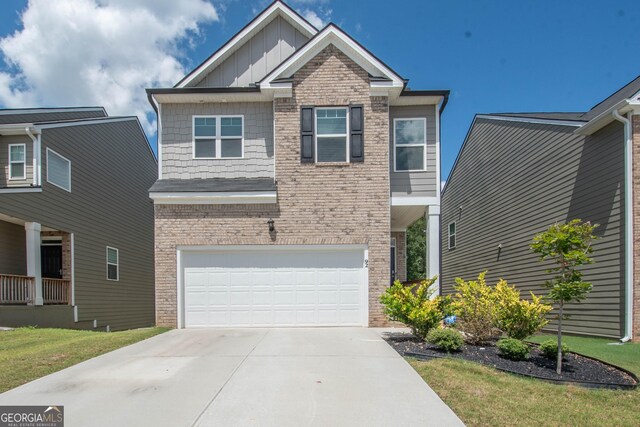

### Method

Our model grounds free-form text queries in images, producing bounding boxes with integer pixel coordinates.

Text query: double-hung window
[8,144,26,180]
[394,118,426,171]
[316,108,348,163]
[448,222,456,249]
[107,246,119,281]
[193,116,243,159]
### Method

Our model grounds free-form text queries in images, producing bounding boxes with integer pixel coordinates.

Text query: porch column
[426,206,440,295]
[25,222,42,305]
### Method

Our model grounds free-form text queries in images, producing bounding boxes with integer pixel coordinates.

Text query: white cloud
[0,0,219,134]
[301,9,325,29]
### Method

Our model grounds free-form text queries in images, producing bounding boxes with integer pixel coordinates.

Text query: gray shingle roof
[486,112,587,122]
[149,178,277,193]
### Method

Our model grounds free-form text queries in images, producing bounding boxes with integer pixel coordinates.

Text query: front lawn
[410,335,639,427]
[0,327,169,393]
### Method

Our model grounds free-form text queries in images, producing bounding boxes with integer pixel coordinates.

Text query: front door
[390,246,396,285]
[41,245,62,279]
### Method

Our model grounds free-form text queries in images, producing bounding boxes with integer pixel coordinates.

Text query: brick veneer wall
[632,115,640,340]
[155,44,391,327]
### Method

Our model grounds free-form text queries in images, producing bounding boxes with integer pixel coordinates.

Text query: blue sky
[0,0,639,181]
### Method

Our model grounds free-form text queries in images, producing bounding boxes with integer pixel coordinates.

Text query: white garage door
[181,247,367,327]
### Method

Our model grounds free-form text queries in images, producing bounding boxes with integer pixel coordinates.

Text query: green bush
[379,277,442,339]
[493,280,552,340]
[427,328,464,352]
[451,272,500,345]
[497,338,530,361]
[539,339,570,360]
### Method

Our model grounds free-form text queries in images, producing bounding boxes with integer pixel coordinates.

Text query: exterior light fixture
[267,218,275,233]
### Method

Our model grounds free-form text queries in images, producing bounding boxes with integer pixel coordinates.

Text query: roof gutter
[612,109,634,343]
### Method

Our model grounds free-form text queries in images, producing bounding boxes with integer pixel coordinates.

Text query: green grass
[0,327,169,393]
[527,334,640,374]
[410,335,640,427]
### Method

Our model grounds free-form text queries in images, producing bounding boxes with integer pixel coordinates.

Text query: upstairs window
[46,148,71,192]
[448,222,456,249]
[8,144,26,180]
[394,118,426,171]
[193,116,243,159]
[107,246,119,281]
[316,108,348,162]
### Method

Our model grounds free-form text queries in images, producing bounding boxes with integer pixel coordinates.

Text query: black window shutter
[350,105,364,162]
[300,106,314,163]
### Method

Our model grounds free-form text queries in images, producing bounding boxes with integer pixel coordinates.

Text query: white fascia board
[0,124,40,135]
[0,187,42,194]
[261,26,404,90]
[576,99,640,135]
[36,116,138,129]
[176,2,317,89]
[476,114,585,128]
[152,92,272,104]
[150,191,277,205]
[391,196,440,206]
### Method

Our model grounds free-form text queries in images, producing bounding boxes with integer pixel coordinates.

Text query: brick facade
[155,45,391,327]
[632,115,640,340]
[391,231,406,282]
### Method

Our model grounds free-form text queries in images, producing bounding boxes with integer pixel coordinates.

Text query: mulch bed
[383,332,638,389]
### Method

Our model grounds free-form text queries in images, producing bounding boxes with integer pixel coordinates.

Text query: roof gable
[176,1,317,88]
[260,24,405,91]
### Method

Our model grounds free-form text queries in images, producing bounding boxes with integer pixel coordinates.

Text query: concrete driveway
[0,328,463,427]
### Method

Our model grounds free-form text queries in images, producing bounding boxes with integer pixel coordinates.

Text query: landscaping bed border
[404,348,638,390]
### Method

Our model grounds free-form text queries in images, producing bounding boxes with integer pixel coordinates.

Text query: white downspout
[612,110,633,342]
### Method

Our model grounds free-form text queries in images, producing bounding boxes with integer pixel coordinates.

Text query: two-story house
[0,107,157,331]
[441,75,640,341]
[147,1,448,328]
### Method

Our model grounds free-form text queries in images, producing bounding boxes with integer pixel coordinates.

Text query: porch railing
[0,274,35,305]
[43,278,71,305]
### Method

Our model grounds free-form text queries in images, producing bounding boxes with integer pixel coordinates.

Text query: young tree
[530,219,598,374]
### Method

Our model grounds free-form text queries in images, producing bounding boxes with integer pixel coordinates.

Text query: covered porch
[391,198,440,292]
[0,214,72,306]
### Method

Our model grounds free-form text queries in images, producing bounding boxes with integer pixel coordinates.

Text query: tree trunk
[557,302,563,375]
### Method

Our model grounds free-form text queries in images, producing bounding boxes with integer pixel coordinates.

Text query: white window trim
[315,107,350,164]
[106,246,119,281]
[393,117,427,172]
[8,143,26,180]
[192,115,244,160]
[448,221,456,250]
[46,148,71,192]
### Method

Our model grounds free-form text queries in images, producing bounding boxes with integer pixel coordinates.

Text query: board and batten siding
[0,120,157,331]
[441,118,625,338]
[161,102,274,179]
[195,15,308,88]
[389,105,438,197]
[1,135,33,188]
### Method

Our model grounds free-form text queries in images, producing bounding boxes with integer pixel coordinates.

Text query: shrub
[497,338,530,361]
[451,272,500,345]
[493,280,552,340]
[427,328,464,352]
[379,278,442,339]
[539,339,570,360]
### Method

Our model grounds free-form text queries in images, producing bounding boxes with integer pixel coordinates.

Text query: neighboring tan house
[147,1,447,328]
[441,75,640,341]
[0,107,157,331]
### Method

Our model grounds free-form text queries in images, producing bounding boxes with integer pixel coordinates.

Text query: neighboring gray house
[441,76,640,340]
[0,107,157,331]
[147,1,448,328]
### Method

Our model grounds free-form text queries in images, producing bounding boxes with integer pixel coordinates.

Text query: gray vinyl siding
[0,109,106,125]
[0,220,26,276]
[161,102,274,179]
[0,135,33,187]
[195,15,308,88]
[389,105,438,197]
[441,118,625,338]
[0,120,157,330]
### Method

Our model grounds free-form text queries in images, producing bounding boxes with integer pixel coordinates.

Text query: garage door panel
[183,248,366,327]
